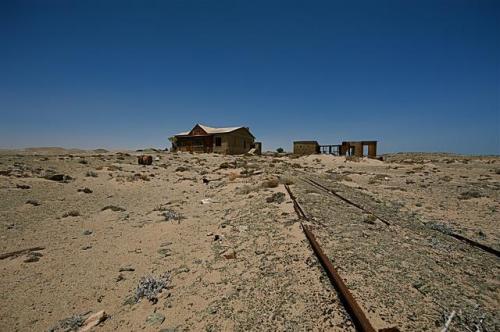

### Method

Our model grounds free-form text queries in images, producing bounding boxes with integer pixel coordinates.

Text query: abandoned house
[293,141,320,155]
[171,124,256,154]
[293,139,378,158]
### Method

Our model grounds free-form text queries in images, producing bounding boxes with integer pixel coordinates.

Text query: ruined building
[171,124,257,154]
[293,140,378,158]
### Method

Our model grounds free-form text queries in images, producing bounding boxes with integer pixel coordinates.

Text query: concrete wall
[340,141,377,158]
[293,142,320,155]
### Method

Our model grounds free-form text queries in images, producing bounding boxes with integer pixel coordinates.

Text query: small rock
[83,230,93,235]
[78,310,107,332]
[26,199,40,206]
[81,245,92,250]
[223,250,236,259]
[213,235,220,241]
[16,184,31,189]
[255,250,265,255]
[116,274,125,282]
[101,205,126,212]
[78,187,93,194]
[146,312,165,325]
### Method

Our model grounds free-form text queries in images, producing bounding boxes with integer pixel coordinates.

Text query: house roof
[175,124,255,138]
[198,124,244,134]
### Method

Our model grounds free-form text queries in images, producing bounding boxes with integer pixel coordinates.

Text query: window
[215,137,222,147]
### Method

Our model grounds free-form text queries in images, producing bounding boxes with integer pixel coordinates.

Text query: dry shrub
[262,178,279,188]
[85,170,98,177]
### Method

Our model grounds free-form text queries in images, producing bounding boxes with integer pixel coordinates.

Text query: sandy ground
[0,149,498,331]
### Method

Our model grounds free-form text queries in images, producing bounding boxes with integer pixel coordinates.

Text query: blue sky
[1,0,499,154]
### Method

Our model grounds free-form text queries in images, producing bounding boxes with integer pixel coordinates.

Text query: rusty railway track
[302,176,500,259]
[284,184,399,332]
[302,177,391,226]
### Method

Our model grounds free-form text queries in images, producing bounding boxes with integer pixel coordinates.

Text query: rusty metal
[304,177,500,258]
[447,232,500,258]
[284,184,308,220]
[302,224,378,332]
[284,184,399,331]
[304,178,391,226]
[138,155,153,165]
[0,246,45,260]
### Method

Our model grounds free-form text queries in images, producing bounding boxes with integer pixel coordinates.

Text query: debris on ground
[23,251,43,263]
[48,310,107,332]
[138,155,153,165]
[101,205,126,212]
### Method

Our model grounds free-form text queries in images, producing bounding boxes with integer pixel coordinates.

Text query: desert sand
[0,149,498,331]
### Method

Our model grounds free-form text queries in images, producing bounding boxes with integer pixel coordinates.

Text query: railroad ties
[284,184,400,332]
[301,177,500,259]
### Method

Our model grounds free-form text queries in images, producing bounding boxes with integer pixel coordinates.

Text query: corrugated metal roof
[175,124,252,137]
[198,124,243,134]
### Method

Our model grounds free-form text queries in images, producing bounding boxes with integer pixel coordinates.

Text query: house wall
[293,142,320,155]
[213,128,255,155]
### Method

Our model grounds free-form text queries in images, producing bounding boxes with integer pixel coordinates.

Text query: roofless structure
[171,124,256,154]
